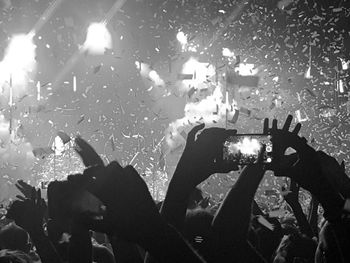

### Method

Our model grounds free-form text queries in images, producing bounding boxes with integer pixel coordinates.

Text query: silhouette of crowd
[1,115,350,263]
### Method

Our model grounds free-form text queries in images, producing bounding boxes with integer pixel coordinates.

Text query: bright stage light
[3,34,36,70]
[176,31,188,45]
[232,137,261,155]
[53,135,65,155]
[235,63,257,76]
[149,70,164,86]
[84,22,112,55]
[181,57,215,88]
[0,33,37,90]
[222,47,234,57]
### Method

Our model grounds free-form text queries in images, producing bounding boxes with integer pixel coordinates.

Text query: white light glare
[231,137,261,155]
[84,23,112,55]
[149,70,165,86]
[176,31,188,45]
[53,136,65,155]
[0,34,37,87]
[222,48,234,57]
[181,57,215,88]
[235,63,258,76]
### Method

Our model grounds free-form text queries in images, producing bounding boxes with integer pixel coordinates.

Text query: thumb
[187,123,205,145]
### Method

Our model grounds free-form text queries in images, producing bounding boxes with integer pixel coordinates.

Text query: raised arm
[84,163,206,263]
[281,180,314,238]
[161,124,238,231]
[7,189,63,263]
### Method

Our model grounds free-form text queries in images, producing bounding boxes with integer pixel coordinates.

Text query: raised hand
[281,180,300,206]
[174,124,239,192]
[75,136,104,167]
[84,163,164,243]
[7,188,46,234]
[317,151,350,198]
[263,115,306,173]
[264,115,345,222]
[15,180,35,200]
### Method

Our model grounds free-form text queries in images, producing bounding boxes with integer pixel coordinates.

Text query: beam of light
[83,22,112,55]
[52,0,128,90]
[206,0,251,48]
[29,0,65,35]
[104,0,128,23]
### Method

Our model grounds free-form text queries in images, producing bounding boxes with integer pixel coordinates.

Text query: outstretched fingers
[292,123,302,134]
[282,115,293,131]
[263,118,269,134]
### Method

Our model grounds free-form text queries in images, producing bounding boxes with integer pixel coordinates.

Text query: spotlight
[0,34,36,86]
[84,22,112,55]
[176,31,188,45]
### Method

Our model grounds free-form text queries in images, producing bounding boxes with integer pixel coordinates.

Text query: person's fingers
[15,184,24,192]
[282,115,293,131]
[263,118,269,134]
[124,165,142,180]
[17,180,27,187]
[107,161,124,174]
[16,195,26,201]
[187,123,205,145]
[31,188,36,202]
[272,119,278,130]
[292,123,302,134]
[75,136,104,167]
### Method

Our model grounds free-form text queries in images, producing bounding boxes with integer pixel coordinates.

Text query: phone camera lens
[266,146,272,152]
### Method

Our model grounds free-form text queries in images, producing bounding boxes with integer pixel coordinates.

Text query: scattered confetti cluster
[0,0,349,210]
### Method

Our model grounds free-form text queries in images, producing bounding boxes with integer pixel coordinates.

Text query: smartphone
[223,134,273,164]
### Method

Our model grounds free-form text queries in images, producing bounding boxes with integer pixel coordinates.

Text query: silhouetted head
[0,224,30,253]
[0,249,33,263]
